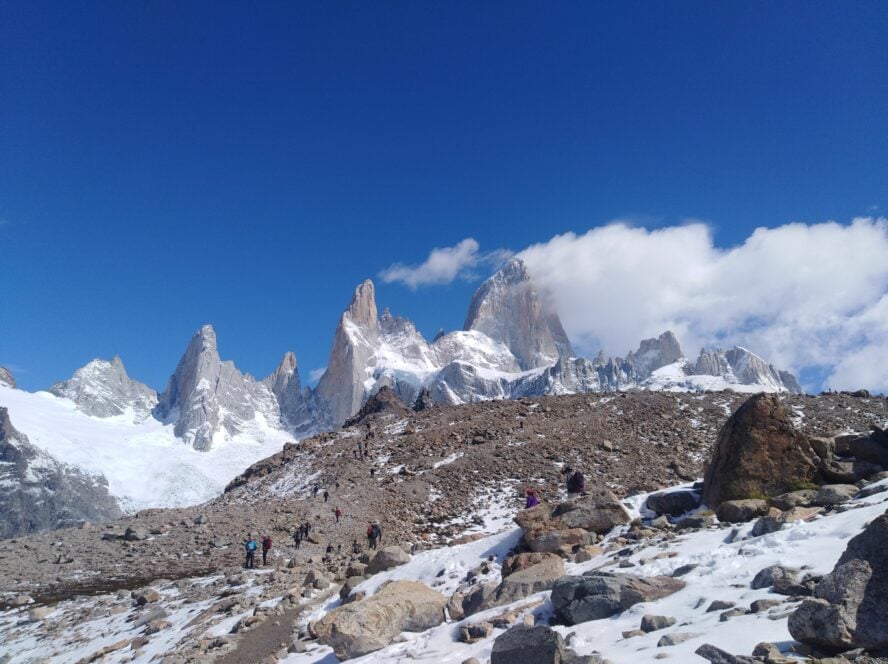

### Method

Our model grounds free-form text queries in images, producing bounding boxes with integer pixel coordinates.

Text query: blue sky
[1,1,886,392]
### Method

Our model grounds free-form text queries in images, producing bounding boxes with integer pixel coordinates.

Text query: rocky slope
[0,390,886,663]
[0,407,121,538]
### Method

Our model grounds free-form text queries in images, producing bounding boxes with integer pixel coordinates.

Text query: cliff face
[0,406,121,539]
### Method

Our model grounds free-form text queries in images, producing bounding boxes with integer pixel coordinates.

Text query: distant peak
[189,324,218,352]
[277,351,297,373]
[492,256,530,283]
[0,366,15,389]
[345,279,377,328]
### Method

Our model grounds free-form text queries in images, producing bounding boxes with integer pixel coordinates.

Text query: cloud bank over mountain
[516,217,888,393]
[381,217,888,393]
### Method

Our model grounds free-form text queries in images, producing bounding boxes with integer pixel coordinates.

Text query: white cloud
[379,238,511,290]
[308,367,327,384]
[517,217,888,394]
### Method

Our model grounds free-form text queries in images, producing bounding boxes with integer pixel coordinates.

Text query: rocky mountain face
[464,257,574,370]
[2,259,803,461]
[48,356,157,421]
[0,367,15,388]
[0,407,121,538]
[153,325,282,451]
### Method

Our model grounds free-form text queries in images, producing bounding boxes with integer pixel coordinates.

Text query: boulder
[788,510,888,652]
[752,506,823,537]
[807,436,835,460]
[502,552,562,577]
[769,490,817,511]
[132,588,161,605]
[702,394,819,508]
[365,546,410,574]
[645,490,701,517]
[458,621,494,643]
[821,459,882,484]
[459,582,498,618]
[551,572,685,626]
[751,565,799,590]
[339,576,364,601]
[658,632,698,646]
[640,614,676,632]
[314,580,446,659]
[811,484,859,506]
[715,499,769,523]
[490,625,565,664]
[551,488,631,534]
[124,526,150,541]
[695,643,758,663]
[485,557,565,608]
[514,505,595,555]
[850,434,888,467]
[28,606,53,621]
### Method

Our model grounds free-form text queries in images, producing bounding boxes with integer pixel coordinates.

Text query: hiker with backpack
[563,466,587,498]
[261,534,272,565]
[244,533,258,569]
[334,507,342,523]
[367,521,382,549]
[525,488,540,508]
[293,529,302,549]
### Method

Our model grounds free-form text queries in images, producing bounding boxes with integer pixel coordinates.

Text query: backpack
[569,471,586,492]
[367,526,374,538]
[247,540,257,551]
[263,537,272,549]
[371,524,382,539]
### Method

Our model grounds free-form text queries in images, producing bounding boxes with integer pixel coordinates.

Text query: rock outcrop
[49,356,157,420]
[0,407,120,538]
[551,571,686,625]
[314,580,446,659]
[788,509,888,652]
[464,257,573,370]
[154,325,280,450]
[344,386,412,427]
[702,393,819,508]
[0,367,15,388]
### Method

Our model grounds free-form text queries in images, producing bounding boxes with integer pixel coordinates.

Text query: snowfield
[0,385,293,511]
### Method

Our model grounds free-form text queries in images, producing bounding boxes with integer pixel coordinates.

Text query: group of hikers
[242,533,273,568]
[242,461,586,569]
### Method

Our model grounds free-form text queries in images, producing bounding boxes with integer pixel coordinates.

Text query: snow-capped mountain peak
[48,355,157,421]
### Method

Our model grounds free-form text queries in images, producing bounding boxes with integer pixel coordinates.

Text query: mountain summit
[464,257,573,369]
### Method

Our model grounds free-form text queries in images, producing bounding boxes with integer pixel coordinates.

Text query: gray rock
[769,490,817,510]
[124,526,150,541]
[490,624,565,664]
[751,565,799,590]
[0,366,16,388]
[0,407,121,539]
[49,356,157,420]
[551,572,685,626]
[458,621,494,643]
[657,632,698,646]
[552,488,631,534]
[749,599,781,613]
[788,510,888,652]
[716,499,769,523]
[314,580,446,659]
[645,490,700,517]
[486,557,565,607]
[695,643,758,663]
[366,546,410,574]
[811,484,859,506]
[850,434,888,467]
[640,614,676,632]
[706,600,735,612]
[465,258,573,371]
[154,325,282,451]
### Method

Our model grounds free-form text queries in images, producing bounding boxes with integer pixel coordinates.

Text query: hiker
[323,490,329,503]
[261,534,272,565]
[370,467,376,477]
[304,521,312,538]
[525,488,540,509]
[244,533,258,569]
[367,521,382,549]
[334,507,342,523]
[293,529,302,549]
[564,466,586,498]
[325,543,334,554]
[313,484,319,498]
[352,539,361,554]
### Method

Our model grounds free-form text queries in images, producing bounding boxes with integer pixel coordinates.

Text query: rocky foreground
[0,390,886,663]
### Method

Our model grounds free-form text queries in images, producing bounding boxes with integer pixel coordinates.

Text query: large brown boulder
[483,557,565,608]
[513,504,595,555]
[314,580,446,659]
[551,487,631,534]
[702,393,820,508]
[788,510,888,652]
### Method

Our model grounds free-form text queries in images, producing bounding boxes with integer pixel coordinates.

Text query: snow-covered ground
[282,478,888,664]
[2,478,886,663]
[0,385,293,511]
